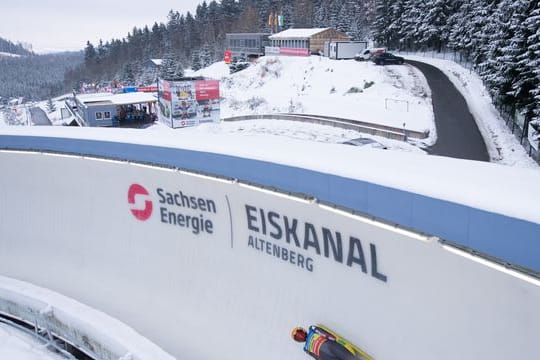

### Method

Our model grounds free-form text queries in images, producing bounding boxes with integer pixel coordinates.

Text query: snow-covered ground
[192,56,435,137]
[0,323,65,360]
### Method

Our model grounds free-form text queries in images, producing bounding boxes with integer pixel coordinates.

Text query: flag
[268,14,273,26]
[278,15,284,26]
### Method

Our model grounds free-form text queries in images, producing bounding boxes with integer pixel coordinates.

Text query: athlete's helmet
[291,327,307,342]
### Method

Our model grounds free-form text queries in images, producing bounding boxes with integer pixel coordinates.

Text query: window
[104,111,111,119]
[95,111,103,120]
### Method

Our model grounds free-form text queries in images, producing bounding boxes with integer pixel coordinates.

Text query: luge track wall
[0,136,539,360]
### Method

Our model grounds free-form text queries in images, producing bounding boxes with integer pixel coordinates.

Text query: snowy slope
[192,56,434,137]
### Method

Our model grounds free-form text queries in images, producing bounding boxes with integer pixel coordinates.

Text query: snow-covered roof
[150,59,162,66]
[269,28,331,40]
[77,92,157,106]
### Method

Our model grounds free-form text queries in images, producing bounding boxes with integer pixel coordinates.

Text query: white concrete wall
[0,150,539,360]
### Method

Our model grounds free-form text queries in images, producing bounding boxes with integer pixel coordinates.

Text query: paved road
[407,60,489,162]
[29,107,52,126]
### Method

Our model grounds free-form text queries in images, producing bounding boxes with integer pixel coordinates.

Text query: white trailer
[323,41,331,57]
[329,41,368,60]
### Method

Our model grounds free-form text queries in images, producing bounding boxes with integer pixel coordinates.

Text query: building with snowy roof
[225,33,270,61]
[68,92,157,127]
[268,28,350,55]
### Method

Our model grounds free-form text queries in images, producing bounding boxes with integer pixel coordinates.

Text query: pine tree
[481,0,531,106]
[327,1,340,29]
[348,0,369,41]
[191,51,202,71]
[122,62,137,84]
[294,0,313,27]
[0,37,33,56]
[389,0,409,49]
[200,45,213,68]
[418,0,451,51]
[160,53,184,79]
[469,0,500,66]
[447,1,471,55]
[313,0,330,28]
[281,0,295,30]
[519,4,540,122]
[372,0,393,46]
[257,0,275,32]
[236,4,260,32]
[336,1,354,34]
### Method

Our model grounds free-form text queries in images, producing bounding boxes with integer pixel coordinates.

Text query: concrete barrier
[0,149,539,360]
[1,134,538,274]
[0,276,174,360]
[223,113,429,140]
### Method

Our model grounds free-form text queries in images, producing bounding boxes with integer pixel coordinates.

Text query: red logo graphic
[128,184,153,221]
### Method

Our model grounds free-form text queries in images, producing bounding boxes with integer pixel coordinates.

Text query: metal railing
[223,113,429,141]
[0,285,173,360]
[0,313,82,359]
[63,100,86,126]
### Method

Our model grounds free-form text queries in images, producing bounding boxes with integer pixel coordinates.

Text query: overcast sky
[0,0,202,53]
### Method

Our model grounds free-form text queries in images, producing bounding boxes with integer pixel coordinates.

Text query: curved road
[407,60,489,162]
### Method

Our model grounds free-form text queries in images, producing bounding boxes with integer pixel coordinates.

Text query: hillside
[0,37,33,56]
[0,51,83,101]
[4,54,536,168]
[193,56,434,140]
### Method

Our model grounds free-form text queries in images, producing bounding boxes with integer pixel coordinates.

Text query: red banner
[195,80,220,101]
[279,47,310,56]
[138,86,158,93]
[224,50,232,64]
[160,79,171,101]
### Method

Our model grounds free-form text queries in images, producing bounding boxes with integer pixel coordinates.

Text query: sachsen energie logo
[128,183,153,221]
[126,183,217,235]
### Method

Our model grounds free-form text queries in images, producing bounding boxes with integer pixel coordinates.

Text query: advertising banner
[224,50,232,64]
[138,86,158,93]
[157,78,220,128]
[195,80,220,101]
[280,47,310,56]
[157,78,173,127]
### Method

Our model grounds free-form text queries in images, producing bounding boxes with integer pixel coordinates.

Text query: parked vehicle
[371,52,405,65]
[229,61,250,74]
[328,41,368,60]
[354,48,386,61]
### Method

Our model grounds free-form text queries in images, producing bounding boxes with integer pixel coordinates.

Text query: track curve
[1,148,539,360]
